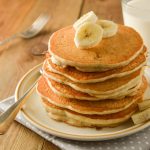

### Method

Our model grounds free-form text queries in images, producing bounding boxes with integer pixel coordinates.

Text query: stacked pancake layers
[37,25,148,127]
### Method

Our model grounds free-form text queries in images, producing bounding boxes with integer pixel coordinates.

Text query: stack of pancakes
[37,25,148,127]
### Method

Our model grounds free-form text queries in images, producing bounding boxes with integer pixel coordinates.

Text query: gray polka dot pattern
[0,96,150,150]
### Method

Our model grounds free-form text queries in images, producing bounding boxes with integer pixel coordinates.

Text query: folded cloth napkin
[0,68,150,150]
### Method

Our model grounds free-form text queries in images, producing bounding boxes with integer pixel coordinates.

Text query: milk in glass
[122,0,150,52]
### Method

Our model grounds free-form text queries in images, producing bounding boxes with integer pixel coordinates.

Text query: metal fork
[0,69,42,134]
[0,13,50,45]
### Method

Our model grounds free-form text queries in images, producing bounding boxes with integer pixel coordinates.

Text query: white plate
[15,64,150,141]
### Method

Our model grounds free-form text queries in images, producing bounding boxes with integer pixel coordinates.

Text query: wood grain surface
[0,0,123,149]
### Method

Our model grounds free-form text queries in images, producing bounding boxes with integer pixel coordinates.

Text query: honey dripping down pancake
[45,46,146,83]
[49,25,144,72]
[36,76,147,115]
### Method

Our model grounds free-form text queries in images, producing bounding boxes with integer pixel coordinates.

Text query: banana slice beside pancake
[131,108,150,125]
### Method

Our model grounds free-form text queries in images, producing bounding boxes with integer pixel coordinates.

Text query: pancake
[42,98,138,127]
[49,25,143,72]
[43,66,142,95]
[46,47,146,83]
[45,76,141,100]
[36,76,147,115]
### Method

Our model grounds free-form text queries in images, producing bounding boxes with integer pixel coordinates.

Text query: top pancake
[49,25,143,72]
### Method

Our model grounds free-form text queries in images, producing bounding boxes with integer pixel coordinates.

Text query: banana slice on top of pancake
[96,20,118,38]
[74,22,103,49]
[73,11,98,30]
[73,11,118,49]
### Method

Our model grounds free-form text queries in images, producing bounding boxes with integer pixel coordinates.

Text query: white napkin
[0,96,150,150]
[0,68,150,150]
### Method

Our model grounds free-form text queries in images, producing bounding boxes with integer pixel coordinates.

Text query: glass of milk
[122,0,150,54]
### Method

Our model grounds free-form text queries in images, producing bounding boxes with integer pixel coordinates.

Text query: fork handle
[0,80,37,134]
[0,34,18,46]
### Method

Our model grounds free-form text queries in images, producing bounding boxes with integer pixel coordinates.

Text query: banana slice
[73,11,98,30]
[138,99,150,111]
[74,22,103,49]
[97,20,118,38]
[131,108,150,125]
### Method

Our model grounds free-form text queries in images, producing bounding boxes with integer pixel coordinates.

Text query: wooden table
[0,0,123,149]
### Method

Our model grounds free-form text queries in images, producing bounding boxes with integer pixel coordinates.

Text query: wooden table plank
[0,0,82,150]
[81,0,123,23]
[0,0,35,38]
[10,126,47,150]
[0,122,22,150]
[41,140,60,150]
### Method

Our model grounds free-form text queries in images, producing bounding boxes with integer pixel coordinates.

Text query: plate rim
[15,64,150,141]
